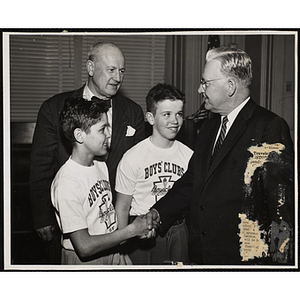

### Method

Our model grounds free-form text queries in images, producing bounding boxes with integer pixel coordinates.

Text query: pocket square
[126,125,136,137]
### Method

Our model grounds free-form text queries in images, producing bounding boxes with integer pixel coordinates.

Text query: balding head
[86,42,125,99]
[87,42,124,62]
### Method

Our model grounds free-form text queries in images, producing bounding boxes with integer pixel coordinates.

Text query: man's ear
[86,60,95,77]
[145,112,155,125]
[74,128,84,144]
[227,78,237,97]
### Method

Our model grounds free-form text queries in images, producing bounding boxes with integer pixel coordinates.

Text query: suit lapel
[201,116,220,177]
[109,95,128,160]
[71,84,85,98]
[204,99,257,182]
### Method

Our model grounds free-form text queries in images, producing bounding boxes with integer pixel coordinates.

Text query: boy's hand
[131,215,155,239]
[139,209,161,239]
[140,228,156,239]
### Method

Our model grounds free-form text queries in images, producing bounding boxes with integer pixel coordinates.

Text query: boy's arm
[115,192,133,229]
[70,216,149,259]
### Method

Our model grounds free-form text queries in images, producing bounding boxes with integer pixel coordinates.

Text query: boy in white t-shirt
[115,83,193,265]
[51,97,151,265]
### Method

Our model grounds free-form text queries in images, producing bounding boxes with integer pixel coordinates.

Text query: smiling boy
[115,83,193,265]
[51,97,151,265]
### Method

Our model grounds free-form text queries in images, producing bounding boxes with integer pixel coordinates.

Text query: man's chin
[204,102,212,111]
[107,85,120,95]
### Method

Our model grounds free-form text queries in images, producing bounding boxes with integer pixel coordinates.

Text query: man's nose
[114,71,121,82]
[198,83,204,94]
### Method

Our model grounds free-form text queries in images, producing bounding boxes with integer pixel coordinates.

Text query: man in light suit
[29,42,145,256]
[147,46,294,265]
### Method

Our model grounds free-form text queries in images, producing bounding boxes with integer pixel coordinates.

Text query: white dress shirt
[83,84,113,142]
[213,97,250,151]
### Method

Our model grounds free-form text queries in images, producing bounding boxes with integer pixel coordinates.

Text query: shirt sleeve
[53,179,88,234]
[115,151,139,196]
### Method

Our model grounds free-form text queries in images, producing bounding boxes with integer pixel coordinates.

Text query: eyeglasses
[200,78,226,90]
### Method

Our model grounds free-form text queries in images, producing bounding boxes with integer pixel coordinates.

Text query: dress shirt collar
[213,97,250,150]
[226,97,250,131]
[83,84,112,107]
[83,84,94,101]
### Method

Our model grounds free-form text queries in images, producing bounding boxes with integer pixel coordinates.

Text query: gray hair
[87,41,121,61]
[206,46,253,87]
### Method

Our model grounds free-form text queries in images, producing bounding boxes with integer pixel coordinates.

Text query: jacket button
[199,205,204,211]
[201,231,206,236]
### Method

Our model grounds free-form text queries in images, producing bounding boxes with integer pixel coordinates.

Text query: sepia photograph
[2,30,298,273]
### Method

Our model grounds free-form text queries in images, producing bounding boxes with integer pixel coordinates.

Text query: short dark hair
[146,83,185,114]
[60,97,109,144]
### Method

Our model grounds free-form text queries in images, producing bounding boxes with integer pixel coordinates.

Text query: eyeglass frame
[200,77,227,90]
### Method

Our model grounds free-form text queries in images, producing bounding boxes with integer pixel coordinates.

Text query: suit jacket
[29,85,145,229]
[153,99,294,265]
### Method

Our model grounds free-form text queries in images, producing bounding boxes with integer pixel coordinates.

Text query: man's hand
[146,209,161,231]
[36,225,55,241]
[138,210,161,239]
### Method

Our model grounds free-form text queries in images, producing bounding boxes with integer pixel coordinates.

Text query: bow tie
[91,96,111,108]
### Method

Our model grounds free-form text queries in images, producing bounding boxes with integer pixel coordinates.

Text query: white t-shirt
[116,138,193,216]
[51,158,117,251]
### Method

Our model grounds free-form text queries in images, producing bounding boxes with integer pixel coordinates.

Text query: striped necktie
[210,116,228,165]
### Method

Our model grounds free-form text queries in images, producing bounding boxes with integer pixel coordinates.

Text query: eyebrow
[106,66,125,70]
[160,109,183,113]
[98,124,108,131]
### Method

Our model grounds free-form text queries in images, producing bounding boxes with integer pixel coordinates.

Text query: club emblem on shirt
[151,175,175,202]
[98,194,116,230]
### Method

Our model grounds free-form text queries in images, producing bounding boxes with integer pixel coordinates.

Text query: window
[9,34,166,122]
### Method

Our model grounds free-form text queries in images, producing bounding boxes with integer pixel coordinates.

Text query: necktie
[91,96,111,108]
[210,116,228,165]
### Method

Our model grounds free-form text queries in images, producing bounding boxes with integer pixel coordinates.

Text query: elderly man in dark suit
[147,46,294,265]
[30,42,145,250]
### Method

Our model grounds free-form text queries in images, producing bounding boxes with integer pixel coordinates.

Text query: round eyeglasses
[200,78,226,90]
